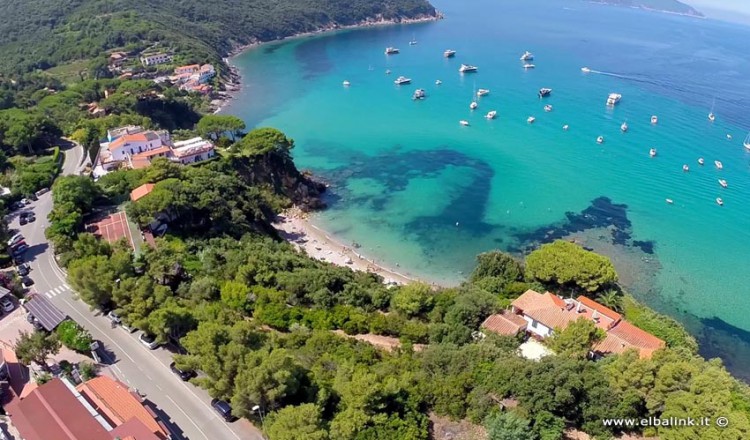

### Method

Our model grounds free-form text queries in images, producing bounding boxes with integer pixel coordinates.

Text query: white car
[0,297,14,312]
[138,333,160,350]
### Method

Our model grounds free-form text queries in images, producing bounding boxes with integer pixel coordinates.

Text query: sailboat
[744,132,750,151]
[409,34,418,45]
[708,98,716,122]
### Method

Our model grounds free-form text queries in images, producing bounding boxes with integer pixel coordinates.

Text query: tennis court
[85,211,135,249]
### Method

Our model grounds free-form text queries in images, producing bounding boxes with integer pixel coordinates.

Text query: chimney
[576,300,582,313]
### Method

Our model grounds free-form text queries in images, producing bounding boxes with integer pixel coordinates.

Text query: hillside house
[140,53,172,67]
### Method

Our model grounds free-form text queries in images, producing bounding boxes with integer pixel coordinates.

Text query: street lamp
[252,405,267,439]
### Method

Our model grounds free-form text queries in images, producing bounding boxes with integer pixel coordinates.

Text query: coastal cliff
[589,0,704,16]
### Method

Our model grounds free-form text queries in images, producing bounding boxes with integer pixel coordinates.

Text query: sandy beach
[273,208,421,286]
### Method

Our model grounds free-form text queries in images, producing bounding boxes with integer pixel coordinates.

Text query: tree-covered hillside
[0,0,438,74]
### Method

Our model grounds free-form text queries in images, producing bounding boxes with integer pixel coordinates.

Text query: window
[531,320,538,328]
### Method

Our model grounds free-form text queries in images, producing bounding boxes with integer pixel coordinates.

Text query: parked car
[121,321,137,333]
[21,276,34,289]
[10,240,26,252]
[20,198,30,206]
[210,399,235,422]
[0,297,14,312]
[17,263,30,276]
[90,340,110,364]
[19,217,27,226]
[169,362,196,381]
[29,193,38,201]
[107,310,121,325]
[26,214,36,223]
[7,233,23,246]
[12,244,28,256]
[26,313,43,331]
[138,333,160,350]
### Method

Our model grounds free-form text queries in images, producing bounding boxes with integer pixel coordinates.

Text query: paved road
[12,143,263,440]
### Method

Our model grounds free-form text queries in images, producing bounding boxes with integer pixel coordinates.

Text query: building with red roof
[130,183,156,202]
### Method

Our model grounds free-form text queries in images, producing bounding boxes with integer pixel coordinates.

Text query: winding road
[11,143,263,440]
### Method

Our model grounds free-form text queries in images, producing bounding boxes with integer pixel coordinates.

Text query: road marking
[59,298,137,363]
[167,396,211,440]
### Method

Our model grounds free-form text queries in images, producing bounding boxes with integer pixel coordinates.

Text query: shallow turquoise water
[224,0,750,376]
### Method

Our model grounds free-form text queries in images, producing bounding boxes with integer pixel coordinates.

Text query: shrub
[56,319,94,353]
[80,361,98,380]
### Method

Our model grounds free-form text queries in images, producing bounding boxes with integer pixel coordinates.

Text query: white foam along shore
[273,209,425,286]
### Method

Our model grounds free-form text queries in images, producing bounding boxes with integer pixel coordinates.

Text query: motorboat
[727,134,733,140]
[651,115,658,124]
[544,104,553,112]
[744,132,750,151]
[682,164,689,172]
[477,89,490,97]
[444,49,456,58]
[666,199,674,204]
[409,35,418,45]
[716,197,724,206]
[386,69,391,74]
[520,51,534,61]
[459,64,478,73]
[435,80,442,85]
[459,120,470,126]
[394,76,411,85]
[538,88,552,98]
[385,47,399,55]
[470,101,478,110]
[523,63,535,69]
[698,157,705,165]
[562,124,569,131]
[715,160,723,169]
[597,136,604,144]
[413,89,426,100]
[606,93,622,106]
[342,80,351,87]
[719,179,728,188]
[581,67,591,73]
[527,116,536,124]
[708,112,715,122]
[485,110,497,119]
[649,148,657,157]
[621,121,628,132]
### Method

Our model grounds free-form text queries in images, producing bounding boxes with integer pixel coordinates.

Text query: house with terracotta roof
[481,290,665,359]
[131,183,156,202]
[174,64,200,75]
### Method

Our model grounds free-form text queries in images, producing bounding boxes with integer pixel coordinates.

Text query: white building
[140,53,172,67]
[170,137,216,164]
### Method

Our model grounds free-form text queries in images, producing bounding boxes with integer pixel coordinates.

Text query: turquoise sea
[223,0,750,377]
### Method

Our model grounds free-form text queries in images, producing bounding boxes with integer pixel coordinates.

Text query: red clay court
[85,211,135,249]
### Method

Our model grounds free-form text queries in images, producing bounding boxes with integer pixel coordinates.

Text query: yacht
[342,80,351,87]
[715,160,723,169]
[527,116,536,124]
[477,89,490,97]
[621,121,628,132]
[435,80,442,85]
[538,88,552,98]
[666,199,674,204]
[698,157,705,166]
[683,164,689,172]
[744,132,750,151]
[413,89,426,100]
[727,134,733,140]
[394,76,411,85]
[597,136,604,144]
[562,124,569,131]
[708,112,716,122]
[716,197,724,206]
[485,110,497,119]
[719,179,728,188]
[651,115,658,124]
[459,120,470,126]
[520,51,534,61]
[606,93,622,106]
[385,47,399,55]
[459,64,478,73]
[444,49,456,58]
[649,148,657,157]
[544,104,553,112]
[523,63,535,69]
[581,67,591,73]
[470,101,478,110]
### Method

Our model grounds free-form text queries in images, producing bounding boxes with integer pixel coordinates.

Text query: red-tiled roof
[5,378,111,440]
[481,311,528,335]
[130,183,155,202]
[110,132,160,149]
[78,376,168,439]
[595,320,665,359]
[131,145,171,159]
[577,296,622,322]
[109,417,162,440]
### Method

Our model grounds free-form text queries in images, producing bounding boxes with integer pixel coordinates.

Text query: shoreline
[273,208,438,287]
[212,12,443,114]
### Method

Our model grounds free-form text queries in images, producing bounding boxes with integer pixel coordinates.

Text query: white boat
[435,80,442,85]
[409,35,417,45]
[386,69,391,74]
[485,110,497,119]
[698,157,705,165]
[520,51,534,61]
[413,89,426,100]
[715,160,723,169]
[719,179,728,188]
[666,198,674,204]
[621,121,628,132]
[342,80,350,87]
[727,134,733,140]
[523,63,535,69]
[477,89,490,97]
[459,120,470,126]
[562,124,569,131]
[597,136,604,144]
[716,197,724,206]
[385,47,399,55]
[581,67,591,73]
[651,115,658,124]
[649,148,657,157]
[606,93,622,106]
[538,88,552,98]
[744,132,750,151]
[527,116,536,124]
[470,101,478,110]
[394,76,411,85]
[682,164,689,172]
[544,104,553,112]
[444,49,456,58]
[708,98,716,122]
[459,64,478,73]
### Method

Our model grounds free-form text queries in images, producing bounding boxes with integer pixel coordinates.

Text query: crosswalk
[44,284,71,298]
